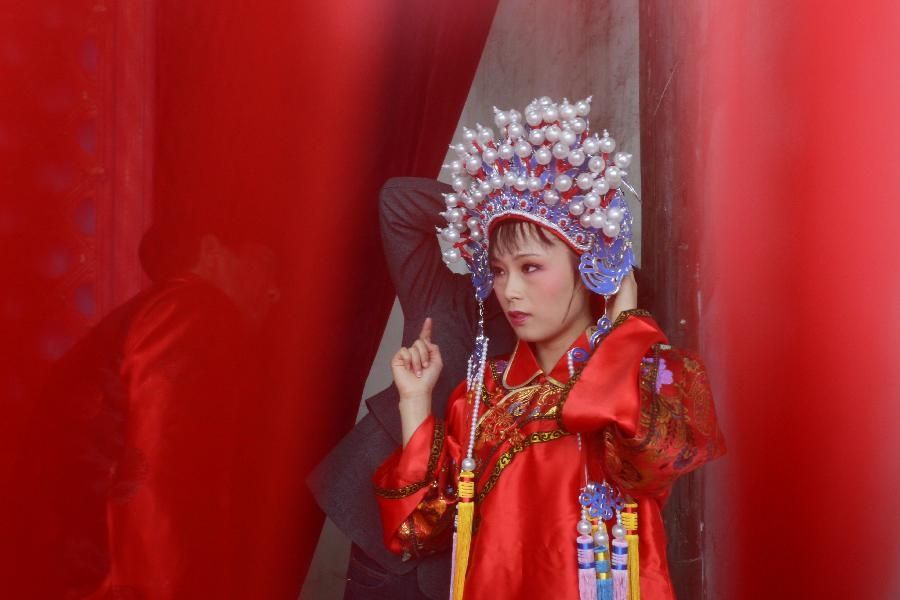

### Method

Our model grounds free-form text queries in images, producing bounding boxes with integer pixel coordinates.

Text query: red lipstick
[507,310,530,326]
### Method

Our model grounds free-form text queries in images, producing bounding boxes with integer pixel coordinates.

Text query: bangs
[488,219,556,258]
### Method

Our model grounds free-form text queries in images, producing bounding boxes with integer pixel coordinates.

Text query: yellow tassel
[452,470,476,600]
[622,502,640,600]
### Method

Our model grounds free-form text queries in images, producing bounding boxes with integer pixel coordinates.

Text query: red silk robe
[76,276,259,600]
[374,312,726,600]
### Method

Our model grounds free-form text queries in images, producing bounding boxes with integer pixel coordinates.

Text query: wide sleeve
[373,381,467,559]
[560,311,726,497]
[603,346,726,497]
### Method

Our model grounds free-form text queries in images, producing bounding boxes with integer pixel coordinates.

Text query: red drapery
[1,0,498,597]
[641,1,900,597]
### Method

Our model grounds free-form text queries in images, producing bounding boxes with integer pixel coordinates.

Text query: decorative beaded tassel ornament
[439,96,639,599]
[449,300,489,600]
[622,502,640,600]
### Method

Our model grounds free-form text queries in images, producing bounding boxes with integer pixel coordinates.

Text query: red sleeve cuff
[561,315,667,435]
[374,415,444,498]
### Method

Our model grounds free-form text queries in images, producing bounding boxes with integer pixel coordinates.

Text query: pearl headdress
[440,95,637,316]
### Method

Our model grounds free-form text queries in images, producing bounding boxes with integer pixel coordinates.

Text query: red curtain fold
[2,0,498,597]
[155,0,503,597]
[641,2,900,597]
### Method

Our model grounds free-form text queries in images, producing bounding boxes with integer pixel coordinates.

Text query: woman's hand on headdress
[391,317,443,401]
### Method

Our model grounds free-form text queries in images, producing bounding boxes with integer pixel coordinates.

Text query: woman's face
[489,227,592,345]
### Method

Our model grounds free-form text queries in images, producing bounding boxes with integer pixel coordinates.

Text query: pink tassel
[612,570,629,600]
[448,528,458,600]
[611,538,630,600]
[577,535,598,600]
[580,568,598,600]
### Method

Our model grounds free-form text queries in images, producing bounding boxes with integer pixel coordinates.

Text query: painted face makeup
[489,225,592,347]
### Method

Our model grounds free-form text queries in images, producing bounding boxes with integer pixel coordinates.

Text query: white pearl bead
[528,129,545,146]
[508,123,525,139]
[466,217,480,230]
[560,129,576,146]
[514,176,527,191]
[588,156,605,173]
[599,133,616,153]
[470,229,483,242]
[444,228,460,242]
[445,194,459,208]
[479,181,492,195]
[560,103,576,121]
[576,173,594,190]
[568,200,585,216]
[447,208,463,223]
[542,106,559,122]
[567,149,586,167]
[490,175,503,189]
[606,207,624,224]
[498,143,514,160]
[593,178,610,195]
[527,176,542,191]
[582,137,600,155]
[577,520,592,535]
[464,197,477,209]
[451,222,465,231]
[554,174,573,192]
[611,523,626,539]
[465,156,481,174]
[449,159,462,173]
[463,127,476,143]
[580,213,592,228]
[590,212,606,229]
[545,125,561,143]
[535,147,552,165]
[544,189,560,205]
[593,529,609,546]
[552,142,569,159]
[583,192,600,208]
[515,141,532,158]
[461,457,476,472]
[604,166,622,185]
[482,148,498,164]
[445,248,461,262]
[451,177,467,193]
[454,143,469,158]
[614,152,632,168]
[603,221,620,238]
[525,110,542,126]
[503,172,516,186]
[571,117,587,134]
[575,99,591,116]
[494,108,509,128]
[508,109,522,123]
[539,96,553,106]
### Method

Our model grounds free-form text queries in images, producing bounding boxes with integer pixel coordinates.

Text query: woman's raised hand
[391,317,443,400]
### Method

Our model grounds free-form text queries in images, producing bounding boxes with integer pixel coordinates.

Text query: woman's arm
[560,312,726,497]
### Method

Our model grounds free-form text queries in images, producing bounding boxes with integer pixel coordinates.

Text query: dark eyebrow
[490,252,542,265]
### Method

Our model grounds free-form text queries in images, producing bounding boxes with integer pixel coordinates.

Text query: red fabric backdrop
[641,1,900,597]
[1,0,498,597]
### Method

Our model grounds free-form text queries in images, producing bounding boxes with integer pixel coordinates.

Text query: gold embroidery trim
[475,429,568,503]
[374,422,446,499]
